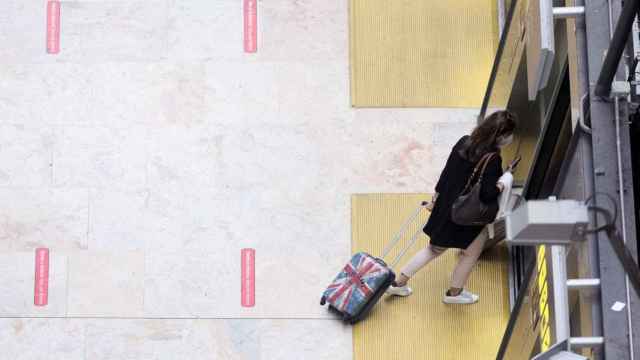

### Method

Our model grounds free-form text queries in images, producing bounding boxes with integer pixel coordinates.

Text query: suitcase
[320,202,429,324]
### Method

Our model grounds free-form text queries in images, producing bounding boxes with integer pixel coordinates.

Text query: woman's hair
[459,110,518,163]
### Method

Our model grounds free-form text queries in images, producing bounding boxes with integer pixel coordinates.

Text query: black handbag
[451,152,500,226]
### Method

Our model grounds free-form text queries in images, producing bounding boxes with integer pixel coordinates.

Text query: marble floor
[1,1,483,359]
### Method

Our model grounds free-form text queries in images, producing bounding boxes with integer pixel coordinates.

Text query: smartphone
[508,155,522,171]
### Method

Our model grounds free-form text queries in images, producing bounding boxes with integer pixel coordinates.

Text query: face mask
[497,134,514,147]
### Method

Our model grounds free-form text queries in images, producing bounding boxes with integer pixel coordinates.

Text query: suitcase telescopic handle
[381,201,430,268]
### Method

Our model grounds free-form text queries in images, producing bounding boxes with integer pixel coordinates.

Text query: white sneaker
[386,284,413,297]
[443,289,479,304]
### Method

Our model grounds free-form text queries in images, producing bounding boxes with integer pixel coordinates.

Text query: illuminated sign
[536,245,552,351]
[497,246,558,359]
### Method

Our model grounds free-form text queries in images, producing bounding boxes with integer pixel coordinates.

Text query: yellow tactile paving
[352,193,510,360]
[349,0,499,108]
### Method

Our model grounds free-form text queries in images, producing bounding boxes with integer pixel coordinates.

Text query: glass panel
[479,0,571,187]
[480,0,527,118]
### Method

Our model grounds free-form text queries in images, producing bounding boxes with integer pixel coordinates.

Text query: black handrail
[594,0,640,97]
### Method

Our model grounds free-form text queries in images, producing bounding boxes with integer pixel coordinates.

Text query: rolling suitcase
[320,201,430,324]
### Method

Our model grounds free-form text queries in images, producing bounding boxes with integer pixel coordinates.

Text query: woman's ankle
[447,287,463,296]
[394,273,410,287]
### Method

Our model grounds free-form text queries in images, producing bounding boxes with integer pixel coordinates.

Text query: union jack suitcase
[320,202,429,324]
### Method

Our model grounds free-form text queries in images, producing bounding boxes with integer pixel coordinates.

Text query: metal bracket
[610,81,631,97]
[578,93,592,134]
[552,6,585,19]
[531,339,591,359]
[505,199,589,245]
[528,4,585,101]
[569,337,604,348]
[567,278,601,290]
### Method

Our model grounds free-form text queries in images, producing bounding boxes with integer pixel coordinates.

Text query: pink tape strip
[241,248,255,307]
[34,248,50,306]
[243,0,257,53]
[46,1,61,54]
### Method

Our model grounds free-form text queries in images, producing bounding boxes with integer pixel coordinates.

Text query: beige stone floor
[0,1,488,358]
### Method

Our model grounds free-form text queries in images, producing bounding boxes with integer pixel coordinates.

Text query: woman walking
[386,110,518,304]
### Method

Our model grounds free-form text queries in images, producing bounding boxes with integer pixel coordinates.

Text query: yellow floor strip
[349,0,500,108]
[352,194,510,360]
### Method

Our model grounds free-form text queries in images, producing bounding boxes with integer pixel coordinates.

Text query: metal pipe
[570,337,605,348]
[553,246,571,343]
[574,0,603,357]
[615,88,636,360]
[567,278,601,289]
[613,98,628,248]
[607,0,635,354]
[579,93,593,134]
[594,0,640,97]
[553,6,585,19]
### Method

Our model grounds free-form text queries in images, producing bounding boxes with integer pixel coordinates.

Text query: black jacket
[423,135,503,249]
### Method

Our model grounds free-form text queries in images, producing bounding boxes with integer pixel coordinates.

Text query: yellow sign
[536,245,552,351]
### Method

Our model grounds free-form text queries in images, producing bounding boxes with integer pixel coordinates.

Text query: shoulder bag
[451,152,500,226]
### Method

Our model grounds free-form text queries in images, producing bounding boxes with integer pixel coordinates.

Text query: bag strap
[460,152,496,195]
[477,152,496,181]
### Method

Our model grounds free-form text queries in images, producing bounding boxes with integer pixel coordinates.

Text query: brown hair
[459,110,518,163]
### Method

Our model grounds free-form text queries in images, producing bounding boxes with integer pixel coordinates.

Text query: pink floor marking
[241,248,255,307]
[34,248,50,306]
[243,0,257,53]
[46,1,60,54]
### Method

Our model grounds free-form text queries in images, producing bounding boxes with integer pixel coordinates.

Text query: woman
[386,110,518,304]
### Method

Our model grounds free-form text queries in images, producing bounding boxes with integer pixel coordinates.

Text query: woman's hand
[506,155,521,172]
[496,172,512,193]
[425,192,438,212]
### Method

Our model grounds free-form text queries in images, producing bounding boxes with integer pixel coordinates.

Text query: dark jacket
[423,135,503,249]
